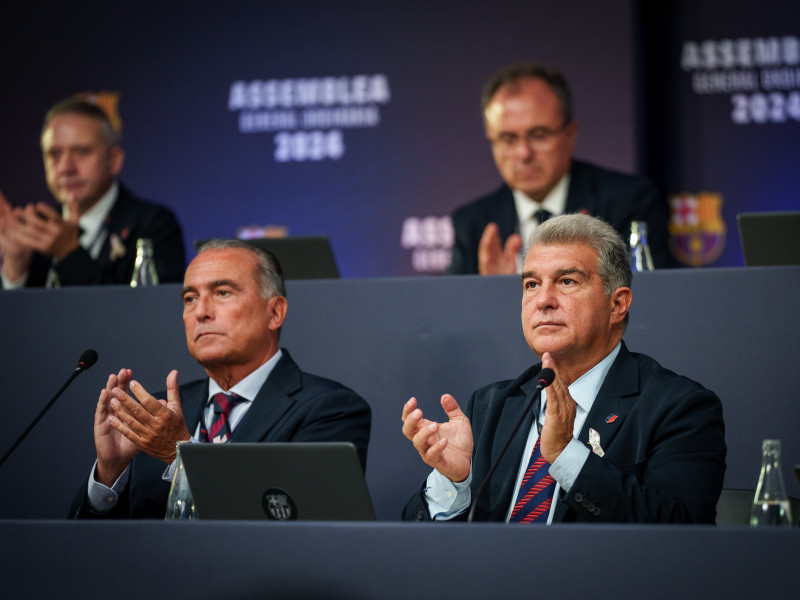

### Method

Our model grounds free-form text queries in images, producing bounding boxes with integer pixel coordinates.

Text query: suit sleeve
[50,246,108,286]
[562,387,726,523]
[290,387,372,472]
[69,451,179,520]
[447,209,477,275]
[67,477,132,519]
[401,485,433,521]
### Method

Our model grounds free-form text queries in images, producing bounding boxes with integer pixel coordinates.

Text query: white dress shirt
[512,173,570,272]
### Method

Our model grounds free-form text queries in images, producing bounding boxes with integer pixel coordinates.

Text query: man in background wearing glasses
[447,61,670,275]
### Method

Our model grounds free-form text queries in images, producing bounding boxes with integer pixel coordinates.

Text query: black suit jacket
[69,350,372,519]
[17,183,185,287]
[403,342,726,523]
[447,160,671,274]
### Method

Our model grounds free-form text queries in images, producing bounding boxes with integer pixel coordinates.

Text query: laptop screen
[737,211,800,266]
[193,236,340,279]
[179,442,375,521]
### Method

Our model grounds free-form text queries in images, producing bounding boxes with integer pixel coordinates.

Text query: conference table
[2,267,800,597]
[2,520,797,598]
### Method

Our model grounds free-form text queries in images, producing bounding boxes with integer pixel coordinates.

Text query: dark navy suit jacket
[447,160,671,273]
[403,342,726,523]
[15,183,185,287]
[70,350,372,519]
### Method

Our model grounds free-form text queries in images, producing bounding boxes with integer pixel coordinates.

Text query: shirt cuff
[1,270,27,289]
[86,461,130,513]
[423,467,472,520]
[548,439,590,493]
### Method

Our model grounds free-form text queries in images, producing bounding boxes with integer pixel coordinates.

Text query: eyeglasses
[489,122,570,152]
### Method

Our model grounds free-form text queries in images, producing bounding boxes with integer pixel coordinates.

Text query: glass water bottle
[130,238,159,287]
[165,442,196,520]
[750,439,793,527]
[629,221,654,272]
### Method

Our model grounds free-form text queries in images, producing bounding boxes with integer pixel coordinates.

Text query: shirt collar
[207,348,283,403]
[65,182,118,248]
[543,341,621,414]
[512,172,570,222]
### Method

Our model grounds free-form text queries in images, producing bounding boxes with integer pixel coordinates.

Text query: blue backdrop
[640,0,800,266]
[0,0,638,277]
[0,0,796,276]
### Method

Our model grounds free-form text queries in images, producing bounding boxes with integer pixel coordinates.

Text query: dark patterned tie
[534,209,553,224]
[199,392,244,443]
[508,394,556,523]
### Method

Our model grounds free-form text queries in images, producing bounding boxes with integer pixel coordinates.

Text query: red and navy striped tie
[509,393,556,524]
[199,392,243,443]
[508,437,556,523]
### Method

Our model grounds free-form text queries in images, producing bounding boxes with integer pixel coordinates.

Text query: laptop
[193,236,340,279]
[737,211,800,266]
[179,442,375,521]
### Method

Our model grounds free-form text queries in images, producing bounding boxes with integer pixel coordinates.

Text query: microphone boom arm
[0,349,97,468]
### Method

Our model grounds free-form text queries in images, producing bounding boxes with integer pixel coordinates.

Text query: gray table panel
[1,521,798,599]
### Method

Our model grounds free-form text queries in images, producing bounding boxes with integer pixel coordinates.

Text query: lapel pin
[605,414,618,424]
[588,428,605,457]
[109,233,127,261]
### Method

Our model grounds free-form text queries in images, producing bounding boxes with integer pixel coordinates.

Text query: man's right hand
[402,394,473,483]
[14,200,81,261]
[0,190,33,282]
[94,369,139,487]
[477,222,521,275]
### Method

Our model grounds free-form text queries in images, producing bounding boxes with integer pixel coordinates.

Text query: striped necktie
[199,392,243,443]
[508,394,556,523]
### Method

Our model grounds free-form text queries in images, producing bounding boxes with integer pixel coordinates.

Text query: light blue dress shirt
[425,343,621,523]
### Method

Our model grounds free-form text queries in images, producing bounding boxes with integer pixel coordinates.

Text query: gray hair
[196,239,286,299]
[481,61,573,124]
[42,98,118,147]
[526,213,631,295]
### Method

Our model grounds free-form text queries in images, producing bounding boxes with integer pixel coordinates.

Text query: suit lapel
[565,160,598,216]
[551,343,639,523]
[496,186,519,241]
[484,369,540,518]
[576,342,639,451]
[94,185,136,274]
[180,379,209,436]
[229,352,302,442]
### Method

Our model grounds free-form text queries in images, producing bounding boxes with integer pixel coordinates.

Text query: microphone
[467,367,554,522]
[75,349,98,374]
[0,349,98,468]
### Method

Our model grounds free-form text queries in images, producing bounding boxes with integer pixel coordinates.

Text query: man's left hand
[539,352,577,464]
[107,370,191,464]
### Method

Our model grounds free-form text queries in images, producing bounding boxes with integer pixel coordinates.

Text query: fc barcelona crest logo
[668,192,726,267]
[262,488,298,520]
